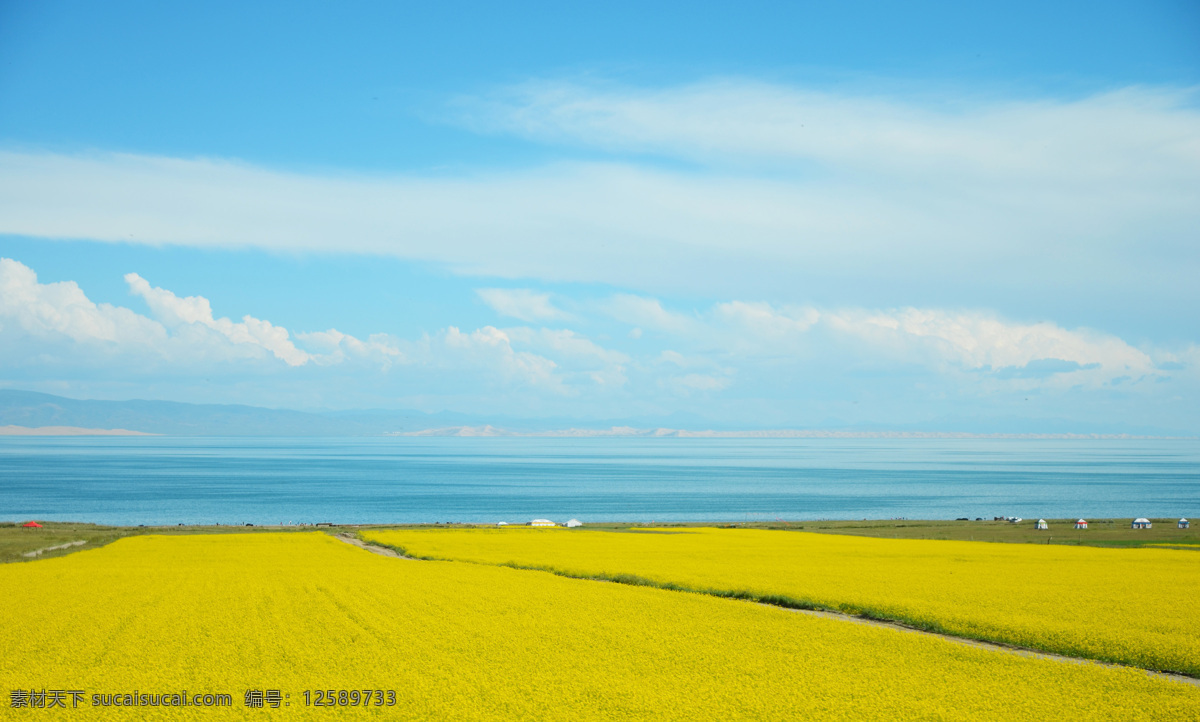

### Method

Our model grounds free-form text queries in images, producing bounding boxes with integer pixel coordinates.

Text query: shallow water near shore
[0,437,1196,526]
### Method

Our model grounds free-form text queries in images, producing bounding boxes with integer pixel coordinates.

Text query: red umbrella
[22,521,42,528]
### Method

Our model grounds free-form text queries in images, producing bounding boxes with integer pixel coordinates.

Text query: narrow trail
[22,540,87,558]
[334,533,411,558]
[333,533,1200,689]
[777,605,1199,688]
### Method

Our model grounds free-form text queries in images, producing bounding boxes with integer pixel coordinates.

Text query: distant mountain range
[394,426,1177,439]
[0,390,1189,438]
[0,389,431,436]
[0,390,743,437]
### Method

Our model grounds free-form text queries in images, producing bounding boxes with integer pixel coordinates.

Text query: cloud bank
[2,258,1190,420]
[601,293,1162,390]
[0,258,390,371]
[1,80,1197,316]
[124,273,310,366]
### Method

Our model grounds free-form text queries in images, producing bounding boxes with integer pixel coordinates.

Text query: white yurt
[497,521,508,526]
[1180,518,1190,529]
[565,519,583,528]
[1074,519,1088,529]
[528,519,556,527]
[1036,519,1048,530]
[1131,518,1152,529]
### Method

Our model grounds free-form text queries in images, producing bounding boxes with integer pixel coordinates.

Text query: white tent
[1074,519,1088,529]
[1132,518,1152,529]
[1180,518,1190,529]
[565,519,583,528]
[1036,519,1048,530]
[497,521,508,526]
[528,519,556,527]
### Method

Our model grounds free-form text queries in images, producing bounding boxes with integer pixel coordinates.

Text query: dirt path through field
[22,540,87,558]
[778,605,1199,687]
[334,533,411,558]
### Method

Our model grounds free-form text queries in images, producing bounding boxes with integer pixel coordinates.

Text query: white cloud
[673,373,730,392]
[506,327,626,364]
[0,258,405,373]
[826,308,1156,383]
[125,273,310,366]
[469,80,1200,186]
[427,325,631,392]
[505,327,629,388]
[603,294,701,336]
[651,349,733,397]
[3,257,1196,427]
[477,288,569,322]
[294,329,403,368]
[710,299,816,340]
[605,293,1161,387]
[0,258,166,348]
[660,372,732,397]
[440,326,564,391]
[658,350,689,367]
[1,80,1196,313]
[655,349,728,372]
[0,259,613,396]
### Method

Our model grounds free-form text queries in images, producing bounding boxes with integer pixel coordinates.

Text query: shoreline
[5,518,1194,555]
[1,425,1193,439]
[0,425,156,436]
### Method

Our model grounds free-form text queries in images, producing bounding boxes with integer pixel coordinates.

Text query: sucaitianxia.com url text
[11,689,233,709]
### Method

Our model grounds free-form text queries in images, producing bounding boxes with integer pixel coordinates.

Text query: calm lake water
[0,437,1197,526]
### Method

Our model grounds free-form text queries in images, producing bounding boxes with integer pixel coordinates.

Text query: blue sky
[1,1,1198,432]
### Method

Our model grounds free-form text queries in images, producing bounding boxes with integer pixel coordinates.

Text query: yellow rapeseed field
[364,526,1200,676]
[2,532,1197,719]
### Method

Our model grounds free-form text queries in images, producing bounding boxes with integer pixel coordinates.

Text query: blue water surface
[0,437,1196,525]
